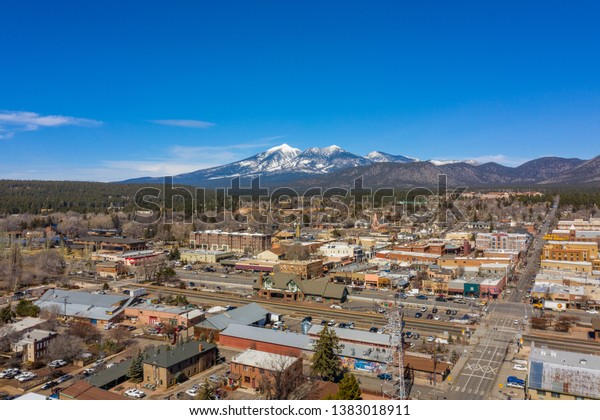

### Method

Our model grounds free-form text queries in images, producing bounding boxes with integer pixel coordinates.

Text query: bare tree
[108,327,132,345]
[0,325,22,352]
[47,335,85,362]
[69,322,102,344]
[256,354,304,400]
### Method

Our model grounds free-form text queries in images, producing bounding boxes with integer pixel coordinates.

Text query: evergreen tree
[127,351,144,383]
[15,299,40,317]
[310,326,343,382]
[102,282,110,291]
[0,305,15,324]
[336,373,362,400]
[195,380,215,400]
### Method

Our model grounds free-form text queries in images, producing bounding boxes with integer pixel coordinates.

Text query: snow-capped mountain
[365,151,419,163]
[428,159,480,166]
[120,143,480,186]
[281,145,371,173]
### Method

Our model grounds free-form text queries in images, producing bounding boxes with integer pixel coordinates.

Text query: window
[551,392,560,399]
[537,390,546,396]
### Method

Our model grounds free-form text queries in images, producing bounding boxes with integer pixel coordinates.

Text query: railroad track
[523,333,600,355]
[137,284,472,336]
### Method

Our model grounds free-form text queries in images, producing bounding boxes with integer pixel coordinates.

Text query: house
[228,349,302,391]
[12,329,57,363]
[96,261,127,280]
[143,340,217,390]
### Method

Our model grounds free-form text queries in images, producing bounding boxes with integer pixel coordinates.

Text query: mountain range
[120,144,599,189]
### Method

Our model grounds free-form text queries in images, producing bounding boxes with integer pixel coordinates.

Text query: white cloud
[151,119,215,128]
[0,110,102,138]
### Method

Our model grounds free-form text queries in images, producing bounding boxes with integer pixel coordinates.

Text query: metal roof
[35,289,132,321]
[144,340,216,369]
[220,324,313,350]
[307,325,391,347]
[197,303,268,331]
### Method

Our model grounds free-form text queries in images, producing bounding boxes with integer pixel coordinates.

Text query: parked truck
[129,288,147,298]
[544,300,566,312]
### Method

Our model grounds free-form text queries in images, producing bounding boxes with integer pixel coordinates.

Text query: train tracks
[523,332,600,355]
[137,284,472,335]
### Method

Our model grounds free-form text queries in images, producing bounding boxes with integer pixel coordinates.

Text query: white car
[586,309,599,315]
[433,315,441,321]
[125,388,146,398]
[220,274,228,278]
[427,336,435,342]
[513,320,520,325]
[513,364,527,372]
[17,372,37,382]
[185,385,199,397]
[48,359,67,368]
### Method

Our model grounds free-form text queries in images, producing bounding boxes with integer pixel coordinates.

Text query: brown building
[277,259,323,279]
[228,349,303,391]
[96,261,127,279]
[255,272,348,303]
[60,381,129,400]
[190,230,272,253]
[143,340,217,390]
[72,236,147,252]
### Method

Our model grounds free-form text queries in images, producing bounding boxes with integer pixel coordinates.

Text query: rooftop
[144,340,216,369]
[231,349,299,370]
[35,289,132,321]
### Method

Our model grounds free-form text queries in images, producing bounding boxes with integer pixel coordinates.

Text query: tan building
[540,260,592,274]
[96,261,127,279]
[180,249,234,264]
[124,304,205,327]
[143,340,217,390]
[228,349,303,391]
[277,259,323,279]
[542,241,598,262]
[12,329,57,363]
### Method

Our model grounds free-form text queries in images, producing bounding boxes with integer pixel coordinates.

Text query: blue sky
[1,1,600,181]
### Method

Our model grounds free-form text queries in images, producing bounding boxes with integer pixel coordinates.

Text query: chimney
[199,343,203,352]
[259,272,264,287]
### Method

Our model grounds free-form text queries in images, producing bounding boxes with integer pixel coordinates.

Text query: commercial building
[96,261,127,279]
[542,241,598,262]
[180,249,234,264]
[194,303,270,342]
[124,304,205,327]
[71,236,147,252]
[475,232,529,252]
[254,273,348,303]
[277,259,323,279]
[190,230,272,253]
[35,289,133,327]
[527,342,600,400]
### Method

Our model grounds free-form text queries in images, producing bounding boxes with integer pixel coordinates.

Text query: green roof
[143,340,216,369]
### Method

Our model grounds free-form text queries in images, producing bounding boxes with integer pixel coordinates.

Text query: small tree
[102,282,110,291]
[336,373,362,400]
[195,380,215,400]
[127,351,144,383]
[311,326,343,382]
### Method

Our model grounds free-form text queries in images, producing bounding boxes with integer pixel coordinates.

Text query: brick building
[190,230,272,253]
[12,329,57,363]
[228,349,303,391]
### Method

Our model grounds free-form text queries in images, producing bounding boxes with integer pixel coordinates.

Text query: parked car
[369,327,378,333]
[56,374,73,384]
[445,309,452,315]
[125,388,146,398]
[411,333,420,340]
[82,368,95,376]
[427,336,435,343]
[426,314,433,319]
[0,368,20,379]
[586,309,599,315]
[434,315,441,321]
[209,374,222,384]
[416,295,428,300]
[377,373,392,380]
[91,358,105,368]
[16,372,37,382]
[513,320,520,325]
[327,320,336,327]
[41,380,57,390]
[48,359,67,368]
[420,306,427,312]
[455,299,466,304]
[415,312,423,318]
[513,364,527,372]
[185,388,198,397]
